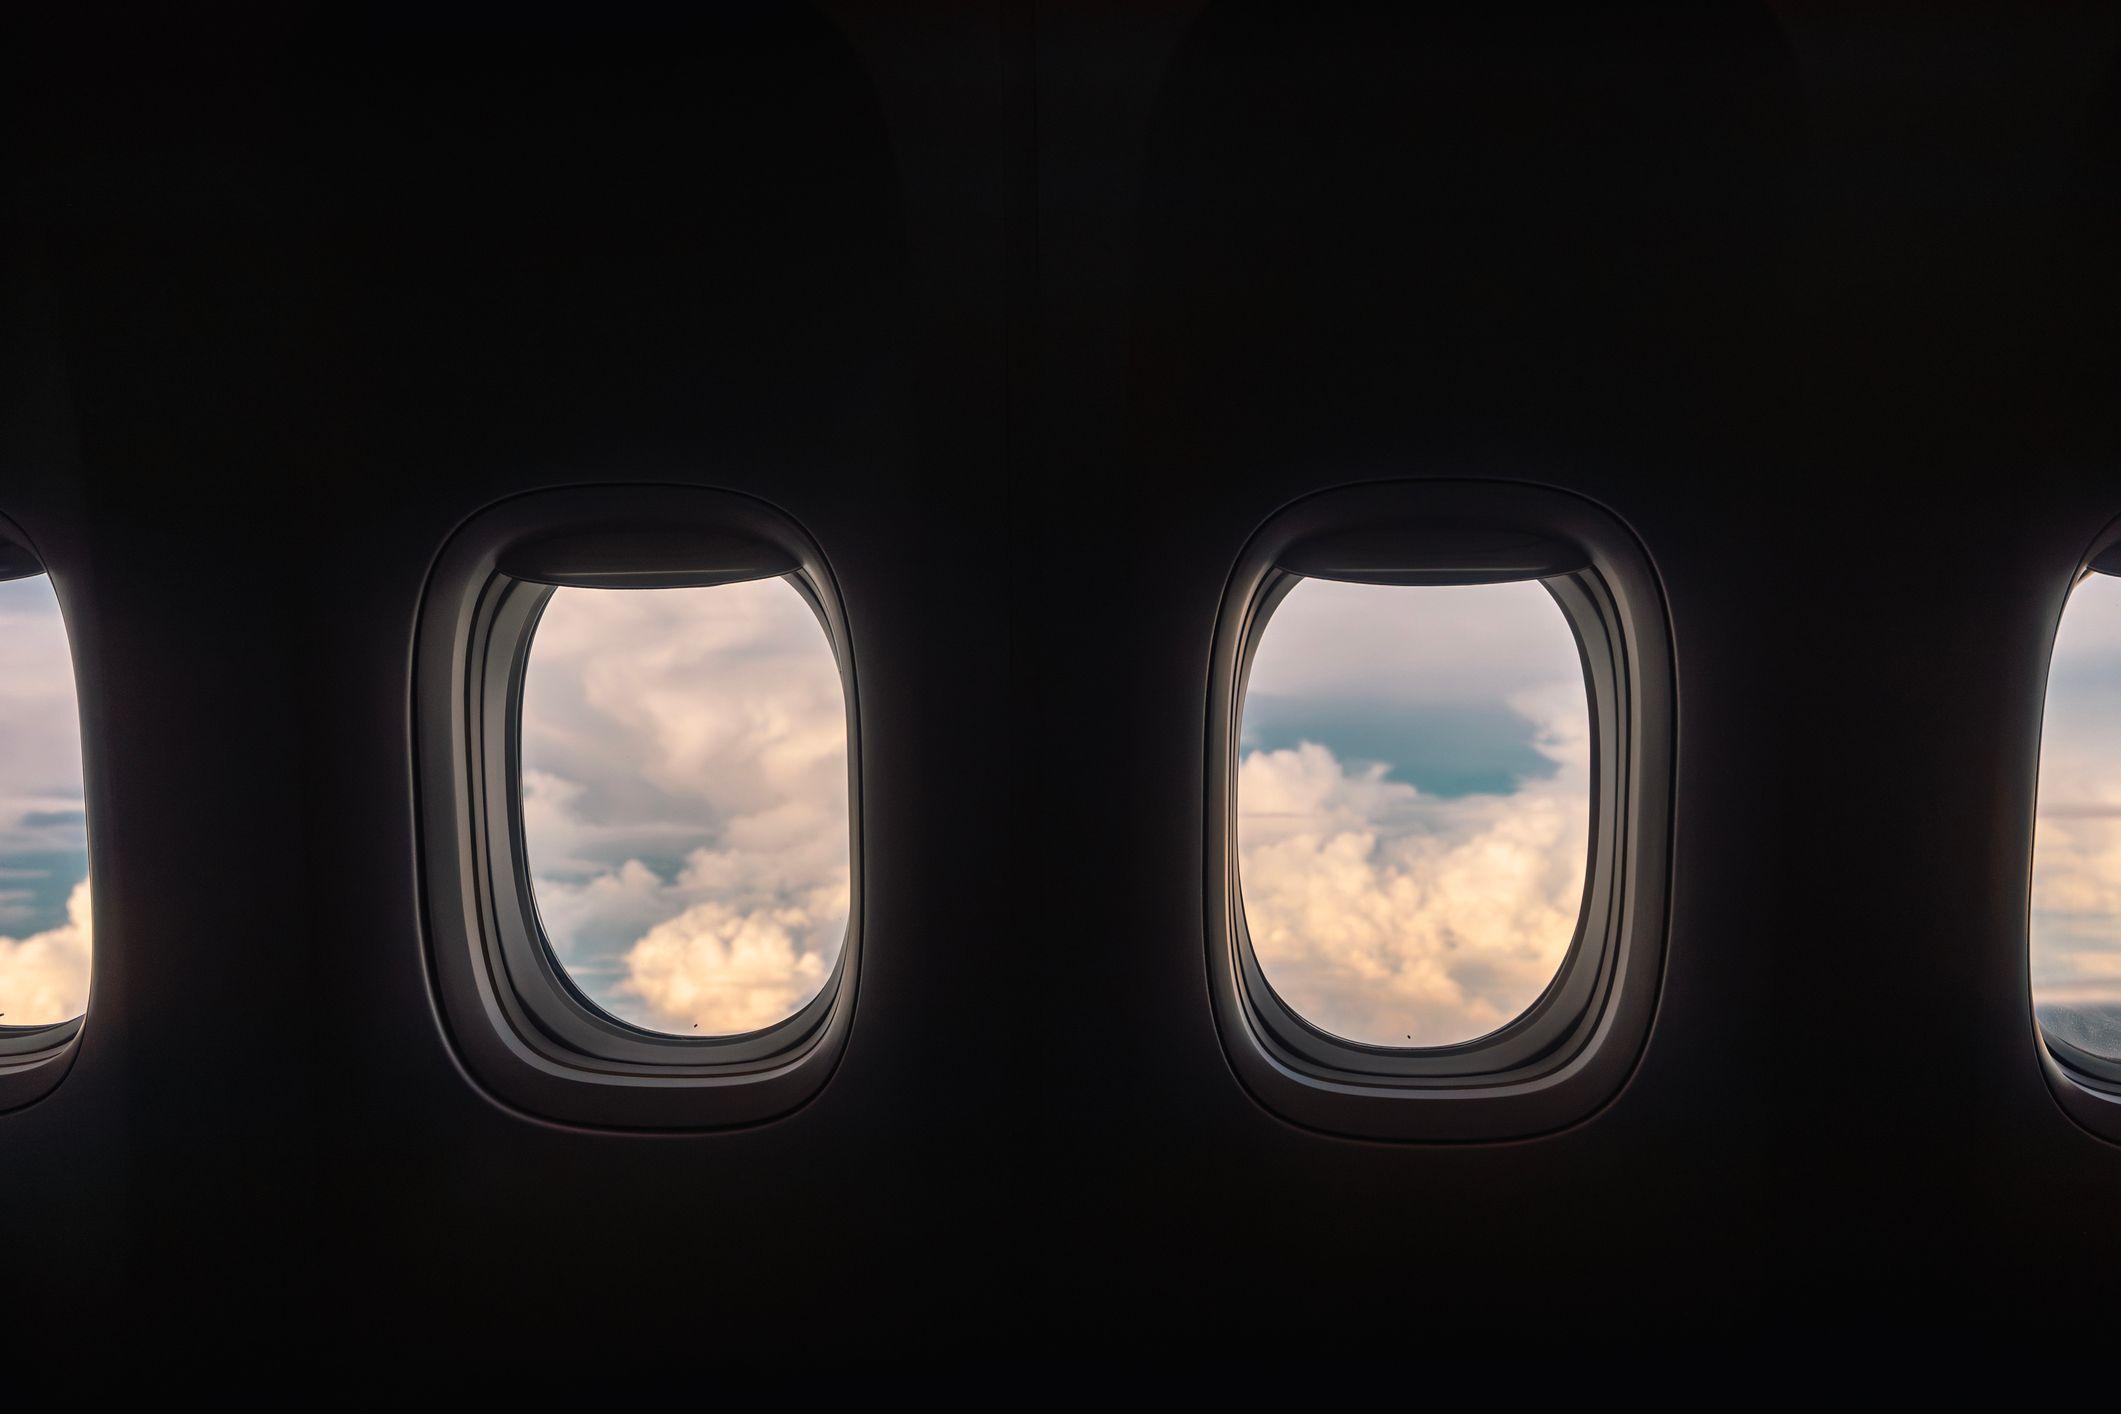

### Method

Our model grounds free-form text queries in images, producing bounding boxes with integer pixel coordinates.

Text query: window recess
[0,514,92,1112]
[416,486,861,1130]
[1205,481,1673,1141]
[2031,523,2121,1142]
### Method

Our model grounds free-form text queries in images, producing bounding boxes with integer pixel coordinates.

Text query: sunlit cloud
[1239,684,1589,1046]
[0,878,90,1026]
[621,899,834,1034]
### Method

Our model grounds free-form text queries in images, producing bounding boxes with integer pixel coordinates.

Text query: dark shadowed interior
[3,0,2120,1356]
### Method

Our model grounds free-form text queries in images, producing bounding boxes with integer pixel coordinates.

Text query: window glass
[1237,578,1590,1047]
[2033,572,2121,1061]
[520,578,850,1037]
[0,572,90,1029]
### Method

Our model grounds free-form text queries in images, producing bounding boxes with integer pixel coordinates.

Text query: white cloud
[519,578,850,1035]
[1238,681,1590,1048]
[618,900,831,1035]
[0,878,91,1026]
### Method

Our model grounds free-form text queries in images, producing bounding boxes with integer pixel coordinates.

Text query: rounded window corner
[2034,1029,2121,1147]
[1205,479,1673,1142]
[416,484,862,1131]
[2027,512,2121,1145]
[0,1016,86,1113]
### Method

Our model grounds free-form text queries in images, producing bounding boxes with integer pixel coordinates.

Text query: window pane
[1237,578,1590,1047]
[520,578,850,1037]
[2033,573,2121,1060]
[0,573,90,1028]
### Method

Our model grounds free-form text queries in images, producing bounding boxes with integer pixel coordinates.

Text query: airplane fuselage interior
[4,0,2120,1358]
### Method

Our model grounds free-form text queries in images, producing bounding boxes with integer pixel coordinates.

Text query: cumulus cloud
[1238,681,1590,1046]
[621,901,832,1034]
[0,878,91,1026]
[520,578,850,1035]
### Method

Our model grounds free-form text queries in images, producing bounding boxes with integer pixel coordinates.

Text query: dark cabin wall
[1055,0,1803,1335]
[1,0,2118,1357]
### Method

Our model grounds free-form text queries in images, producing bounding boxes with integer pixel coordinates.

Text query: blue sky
[1243,697,1558,799]
[1240,578,1578,800]
[0,574,91,1026]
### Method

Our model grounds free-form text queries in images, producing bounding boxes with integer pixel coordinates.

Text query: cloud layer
[1239,685,1589,1046]
[2033,573,2121,1007]
[520,578,850,1034]
[1237,579,1590,1047]
[0,575,90,1024]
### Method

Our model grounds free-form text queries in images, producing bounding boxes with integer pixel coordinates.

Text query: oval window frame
[416,485,862,1130]
[1205,480,1674,1141]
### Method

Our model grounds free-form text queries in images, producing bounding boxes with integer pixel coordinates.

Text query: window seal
[1204,479,1674,1142]
[415,485,862,1130]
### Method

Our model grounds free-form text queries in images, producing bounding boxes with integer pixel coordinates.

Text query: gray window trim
[1205,480,1674,1141]
[0,511,89,1113]
[2030,515,2121,1143]
[416,485,862,1129]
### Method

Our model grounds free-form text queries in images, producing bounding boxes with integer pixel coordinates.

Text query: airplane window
[519,578,851,1037]
[1205,483,1672,1141]
[0,570,91,1031]
[2032,569,2121,1067]
[1238,578,1590,1047]
[419,487,863,1127]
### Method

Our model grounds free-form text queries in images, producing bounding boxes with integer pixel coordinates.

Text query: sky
[2031,571,2121,1033]
[1238,577,1591,1047]
[519,577,851,1036]
[0,574,91,1028]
